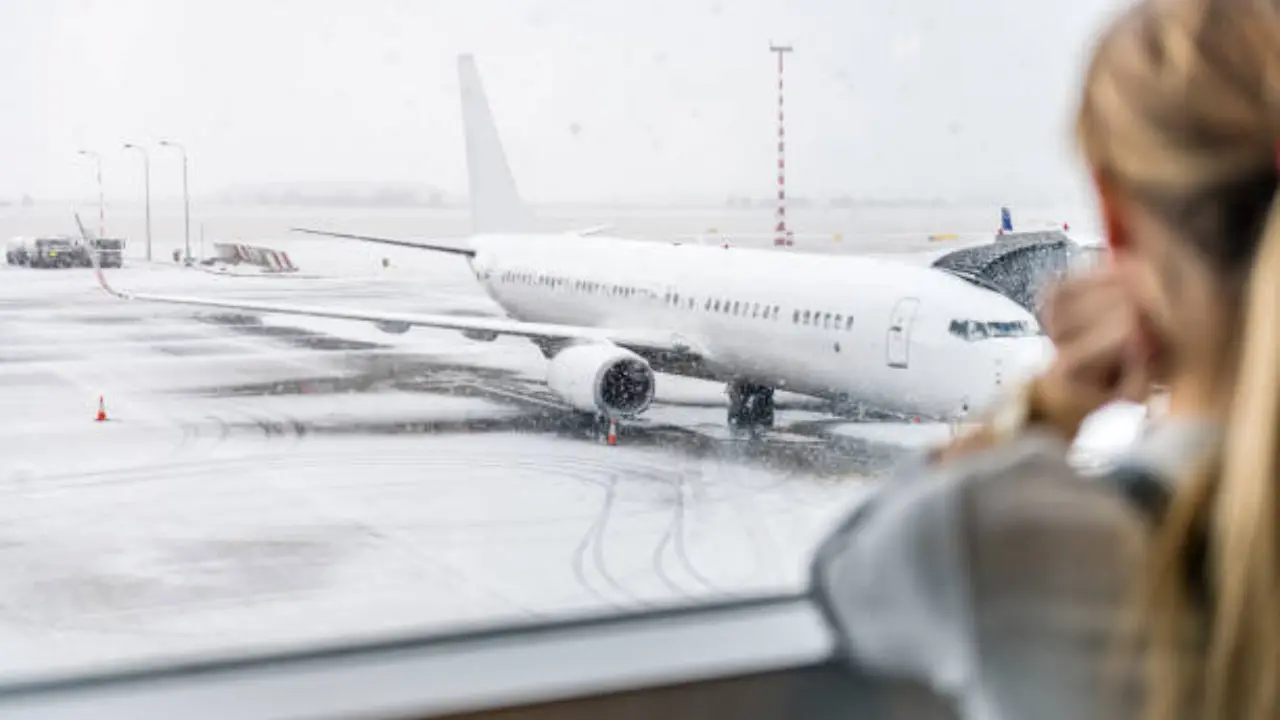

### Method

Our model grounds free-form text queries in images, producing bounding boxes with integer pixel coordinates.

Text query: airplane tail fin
[1000,206,1014,233]
[458,54,535,234]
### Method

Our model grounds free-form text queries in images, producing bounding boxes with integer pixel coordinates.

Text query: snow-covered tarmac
[0,246,919,683]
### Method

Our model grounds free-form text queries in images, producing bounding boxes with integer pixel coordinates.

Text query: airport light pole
[77,149,105,238]
[159,140,190,262]
[123,143,152,261]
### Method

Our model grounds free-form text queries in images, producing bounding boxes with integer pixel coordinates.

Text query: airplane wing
[91,265,695,353]
[77,214,696,356]
[291,227,476,257]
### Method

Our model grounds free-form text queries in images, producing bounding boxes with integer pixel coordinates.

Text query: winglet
[1000,206,1014,233]
[75,212,129,299]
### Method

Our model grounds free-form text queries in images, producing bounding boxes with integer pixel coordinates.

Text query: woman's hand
[1034,269,1155,439]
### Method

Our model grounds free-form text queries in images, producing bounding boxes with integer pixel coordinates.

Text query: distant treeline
[217,185,450,208]
[206,186,1046,210]
[724,194,950,209]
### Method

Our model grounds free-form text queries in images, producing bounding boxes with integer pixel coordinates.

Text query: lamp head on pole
[159,140,187,160]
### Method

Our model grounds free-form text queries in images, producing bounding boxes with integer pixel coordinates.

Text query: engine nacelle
[374,321,412,335]
[546,344,656,417]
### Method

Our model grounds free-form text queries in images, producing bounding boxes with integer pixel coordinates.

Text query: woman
[812,1,1280,718]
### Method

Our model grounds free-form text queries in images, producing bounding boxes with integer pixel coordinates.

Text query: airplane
[83,54,1053,433]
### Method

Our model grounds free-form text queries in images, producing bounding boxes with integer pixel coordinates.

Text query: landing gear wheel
[727,382,775,434]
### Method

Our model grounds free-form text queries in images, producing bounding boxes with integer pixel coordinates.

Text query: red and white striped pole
[770,43,794,247]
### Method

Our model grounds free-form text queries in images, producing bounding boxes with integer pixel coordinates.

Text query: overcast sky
[1,0,1123,204]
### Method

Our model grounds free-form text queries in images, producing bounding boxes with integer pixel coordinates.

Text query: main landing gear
[727,381,775,434]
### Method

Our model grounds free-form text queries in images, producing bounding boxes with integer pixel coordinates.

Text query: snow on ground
[0,204,1141,688]
[826,420,955,449]
[0,257,901,684]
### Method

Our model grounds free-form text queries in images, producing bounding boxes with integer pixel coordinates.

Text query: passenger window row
[498,269,789,322]
[496,269,869,334]
[792,309,855,331]
[500,270,652,299]
[686,294,782,321]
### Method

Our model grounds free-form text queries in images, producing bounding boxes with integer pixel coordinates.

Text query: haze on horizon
[2,0,1123,206]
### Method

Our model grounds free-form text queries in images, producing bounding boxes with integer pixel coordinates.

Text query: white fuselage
[467,233,1052,420]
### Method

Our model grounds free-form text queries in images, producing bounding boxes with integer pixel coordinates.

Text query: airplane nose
[1000,336,1056,387]
[993,333,1054,389]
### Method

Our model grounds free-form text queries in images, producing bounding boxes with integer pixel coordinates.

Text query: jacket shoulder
[811,432,1146,719]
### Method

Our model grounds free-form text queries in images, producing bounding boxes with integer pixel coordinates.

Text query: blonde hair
[1077,1,1280,718]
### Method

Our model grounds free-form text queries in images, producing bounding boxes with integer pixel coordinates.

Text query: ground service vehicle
[4,238,29,266]
[27,237,78,268]
[77,237,124,268]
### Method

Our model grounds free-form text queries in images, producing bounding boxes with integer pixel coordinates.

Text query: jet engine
[546,344,656,417]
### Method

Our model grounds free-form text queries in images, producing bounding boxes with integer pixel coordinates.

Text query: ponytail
[1144,191,1280,720]
[1073,0,1280,717]
[1200,190,1280,719]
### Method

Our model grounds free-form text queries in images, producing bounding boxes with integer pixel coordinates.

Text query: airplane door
[886,298,920,369]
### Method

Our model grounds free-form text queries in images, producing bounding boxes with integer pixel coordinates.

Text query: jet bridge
[930,230,1083,315]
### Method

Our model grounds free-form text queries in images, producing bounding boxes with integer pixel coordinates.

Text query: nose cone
[1003,335,1056,386]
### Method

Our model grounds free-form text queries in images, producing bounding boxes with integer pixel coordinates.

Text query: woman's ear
[1093,170,1131,257]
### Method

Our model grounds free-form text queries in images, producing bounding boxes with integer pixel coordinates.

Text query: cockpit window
[949,319,1038,341]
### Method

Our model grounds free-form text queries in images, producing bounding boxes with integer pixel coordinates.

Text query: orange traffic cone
[96,396,107,422]
[606,418,617,446]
